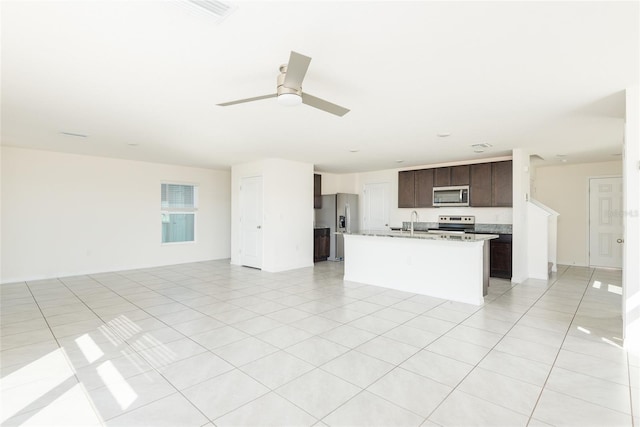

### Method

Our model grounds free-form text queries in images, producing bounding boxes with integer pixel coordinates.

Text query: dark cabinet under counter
[490,234,512,279]
[314,228,330,262]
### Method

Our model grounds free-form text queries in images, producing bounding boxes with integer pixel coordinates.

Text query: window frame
[160,182,199,245]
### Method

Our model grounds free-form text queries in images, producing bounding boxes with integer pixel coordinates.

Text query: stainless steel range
[428,215,475,234]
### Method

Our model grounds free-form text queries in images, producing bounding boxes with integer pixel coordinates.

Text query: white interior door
[240,176,263,269]
[363,182,390,231]
[589,177,623,268]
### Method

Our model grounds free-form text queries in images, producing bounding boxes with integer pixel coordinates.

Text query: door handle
[257,225,262,229]
[616,238,623,243]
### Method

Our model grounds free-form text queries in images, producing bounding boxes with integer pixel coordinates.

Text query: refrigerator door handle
[345,203,351,233]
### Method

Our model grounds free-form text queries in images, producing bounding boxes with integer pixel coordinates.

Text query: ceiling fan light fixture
[277,93,302,107]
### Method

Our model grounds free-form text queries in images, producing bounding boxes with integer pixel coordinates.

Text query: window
[161,183,198,243]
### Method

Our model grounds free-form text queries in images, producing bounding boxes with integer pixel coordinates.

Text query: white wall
[0,146,3,281]
[231,158,313,272]
[1,147,231,283]
[526,202,552,279]
[511,148,530,283]
[623,86,639,352]
[533,160,622,266]
[319,172,357,195]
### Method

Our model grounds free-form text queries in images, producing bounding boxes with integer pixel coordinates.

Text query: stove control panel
[438,215,475,224]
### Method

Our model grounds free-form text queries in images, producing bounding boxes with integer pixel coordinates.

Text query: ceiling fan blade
[217,93,277,106]
[302,93,350,117]
[282,51,311,90]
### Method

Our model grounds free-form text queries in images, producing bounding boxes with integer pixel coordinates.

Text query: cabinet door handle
[257,225,262,229]
[616,238,624,243]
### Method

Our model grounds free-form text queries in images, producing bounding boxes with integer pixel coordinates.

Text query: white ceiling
[1,1,638,173]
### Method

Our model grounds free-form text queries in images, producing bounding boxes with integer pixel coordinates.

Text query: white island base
[343,233,492,305]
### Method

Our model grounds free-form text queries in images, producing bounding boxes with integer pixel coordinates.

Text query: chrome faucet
[410,210,419,236]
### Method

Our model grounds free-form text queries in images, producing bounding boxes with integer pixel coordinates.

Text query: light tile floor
[1,261,638,426]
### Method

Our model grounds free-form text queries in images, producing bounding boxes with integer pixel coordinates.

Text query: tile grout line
[314,279,523,425]
[137,267,449,424]
[525,267,597,426]
[629,352,637,427]
[56,273,221,424]
[0,265,537,422]
[531,269,633,421]
[15,278,107,426]
[418,270,571,424]
[86,265,372,424]
[7,263,627,427]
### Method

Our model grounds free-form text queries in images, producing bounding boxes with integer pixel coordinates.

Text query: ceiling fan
[217,51,350,117]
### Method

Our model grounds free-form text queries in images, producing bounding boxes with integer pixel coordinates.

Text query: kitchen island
[343,231,498,305]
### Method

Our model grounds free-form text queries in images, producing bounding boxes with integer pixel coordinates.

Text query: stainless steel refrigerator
[315,193,359,261]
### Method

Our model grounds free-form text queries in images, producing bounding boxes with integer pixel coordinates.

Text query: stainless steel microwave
[433,185,470,207]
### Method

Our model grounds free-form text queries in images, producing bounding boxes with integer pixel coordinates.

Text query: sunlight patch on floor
[75,334,104,364]
[97,360,138,410]
[0,350,73,422]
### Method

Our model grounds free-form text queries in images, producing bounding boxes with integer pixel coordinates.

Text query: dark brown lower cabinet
[314,228,330,262]
[490,234,512,279]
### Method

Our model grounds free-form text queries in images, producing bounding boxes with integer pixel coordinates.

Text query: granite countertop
[345,230,499,242]
[400,221,512,235]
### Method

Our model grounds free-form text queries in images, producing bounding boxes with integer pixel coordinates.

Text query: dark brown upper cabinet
[492,161,513,207]
[415,169,434,207]
[314,174,322,209]
[399,160,513,208]
[434,167,451,187]
[450,165,470,186]
[398,170,416,208]
[470,163,492,207]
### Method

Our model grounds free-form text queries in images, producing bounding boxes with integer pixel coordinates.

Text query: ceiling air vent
[471,143,492,149]
[471,143,492,153]
[60,131,88,138]
[184,0,236,22]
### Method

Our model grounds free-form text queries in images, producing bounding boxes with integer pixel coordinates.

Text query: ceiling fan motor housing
[277,66,302,96]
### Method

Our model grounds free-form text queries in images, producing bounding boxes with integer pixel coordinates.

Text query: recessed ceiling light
[473,149,485,154]
[349,149,359,153]
[396,160,404,163]
[60,131,88,138]
[127,143,139,147]
[437,132,451,137]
